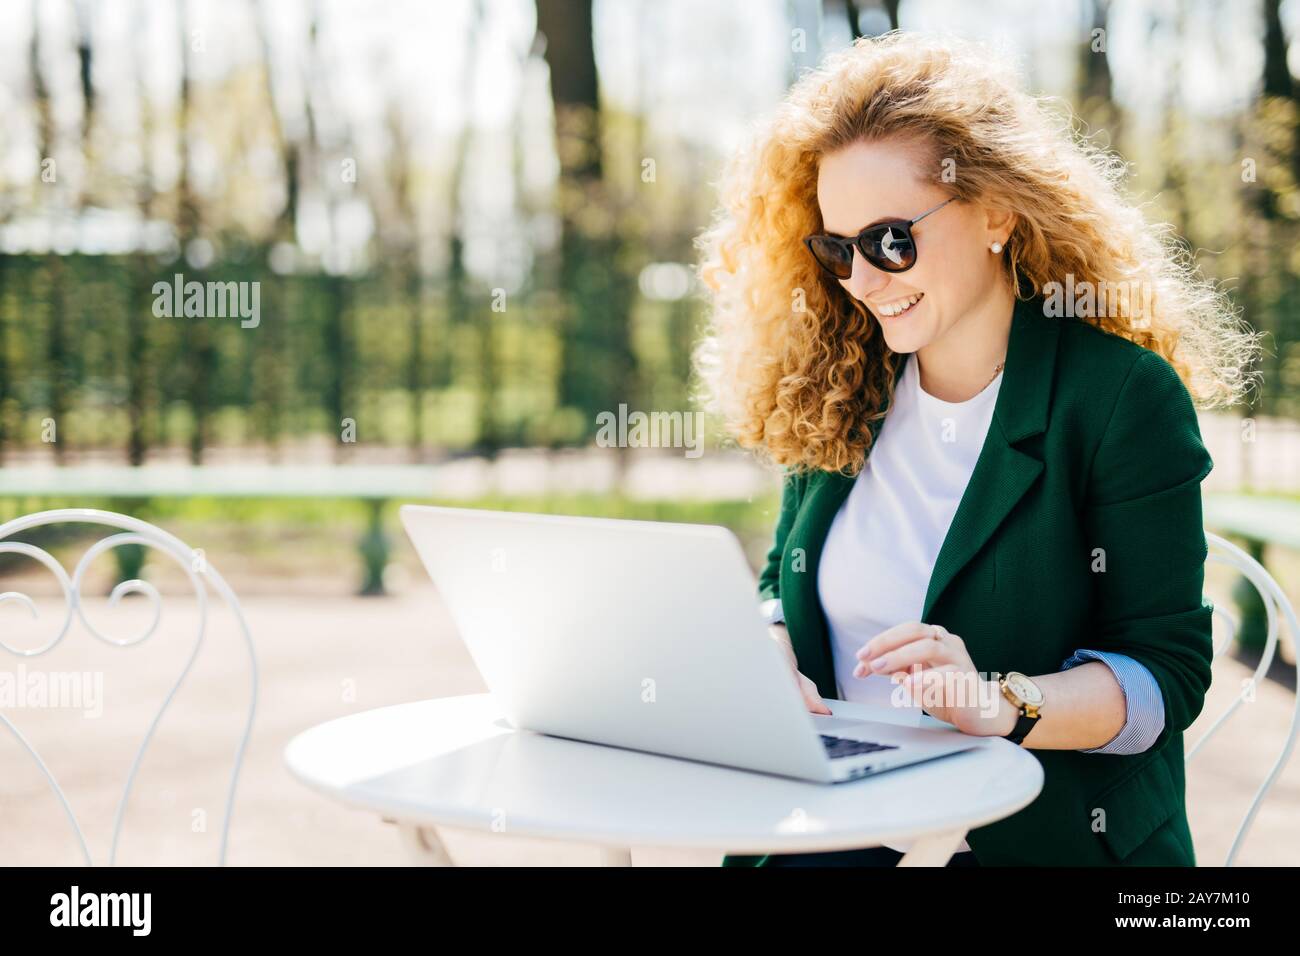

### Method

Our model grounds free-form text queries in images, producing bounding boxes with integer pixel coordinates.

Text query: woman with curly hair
[695,32,1260,867]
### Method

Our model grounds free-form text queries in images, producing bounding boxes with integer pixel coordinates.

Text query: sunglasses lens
[806,236,854,279]
[863,224,915,271]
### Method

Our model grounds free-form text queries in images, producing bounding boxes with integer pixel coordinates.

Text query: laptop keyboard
[820,735,900,760]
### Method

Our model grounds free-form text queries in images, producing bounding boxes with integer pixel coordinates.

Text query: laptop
[399,504,981,784]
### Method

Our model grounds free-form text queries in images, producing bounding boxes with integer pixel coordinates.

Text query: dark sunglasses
[803,197,956,280]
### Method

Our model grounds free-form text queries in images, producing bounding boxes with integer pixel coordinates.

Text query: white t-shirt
[817,352,1003,854]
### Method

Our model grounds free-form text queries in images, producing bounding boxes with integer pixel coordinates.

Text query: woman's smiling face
[814,137,1011,355]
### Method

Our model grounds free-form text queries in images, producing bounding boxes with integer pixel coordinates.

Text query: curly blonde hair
[693,32,1261,476]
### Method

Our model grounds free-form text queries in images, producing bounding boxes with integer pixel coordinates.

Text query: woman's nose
[843,247,889,302]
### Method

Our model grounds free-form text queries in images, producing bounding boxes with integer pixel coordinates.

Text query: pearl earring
[990,241,1003,254]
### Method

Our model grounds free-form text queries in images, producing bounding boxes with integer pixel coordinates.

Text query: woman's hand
[853,621,1012,736]
[768,624,833,715]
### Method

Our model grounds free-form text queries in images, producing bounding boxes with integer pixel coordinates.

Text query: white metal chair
[0,508,258,865]
[1189,531,1300,866]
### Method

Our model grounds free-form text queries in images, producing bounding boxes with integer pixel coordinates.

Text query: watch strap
[1005,710,1038,745]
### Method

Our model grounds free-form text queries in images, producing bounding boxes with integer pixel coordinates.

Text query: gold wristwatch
[994,671,1044,745]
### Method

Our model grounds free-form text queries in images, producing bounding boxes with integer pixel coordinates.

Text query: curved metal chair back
[0,508,257,865]
[1190,531,1299,866]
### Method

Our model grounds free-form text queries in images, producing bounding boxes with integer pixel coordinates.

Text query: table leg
[398,823,456,866]
[895,828,969,867]
[598,846,633,867]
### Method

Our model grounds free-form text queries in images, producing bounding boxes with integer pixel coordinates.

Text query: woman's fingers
[798,671,833,714]
[853,633,949,678]
[771,631,832,714]
[855,621,944,664]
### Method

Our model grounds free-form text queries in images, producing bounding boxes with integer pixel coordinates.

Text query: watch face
[1006,672,1044,705]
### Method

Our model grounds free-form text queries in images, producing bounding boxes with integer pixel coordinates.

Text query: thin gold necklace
[916,359,1006,398]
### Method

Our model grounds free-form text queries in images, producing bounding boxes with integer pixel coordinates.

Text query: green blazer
[725,294,1216,867]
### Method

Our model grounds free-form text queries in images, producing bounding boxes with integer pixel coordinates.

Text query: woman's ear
[984,204,1018,246]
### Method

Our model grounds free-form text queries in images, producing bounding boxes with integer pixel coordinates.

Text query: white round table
[284,693,1044,866]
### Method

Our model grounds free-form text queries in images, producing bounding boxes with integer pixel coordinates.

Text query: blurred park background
[2,0,1299,865]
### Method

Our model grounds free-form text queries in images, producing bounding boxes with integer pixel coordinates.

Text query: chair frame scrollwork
[0,508,258,866]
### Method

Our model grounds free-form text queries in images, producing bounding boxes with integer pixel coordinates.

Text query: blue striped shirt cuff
[1060,649,1165,755]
